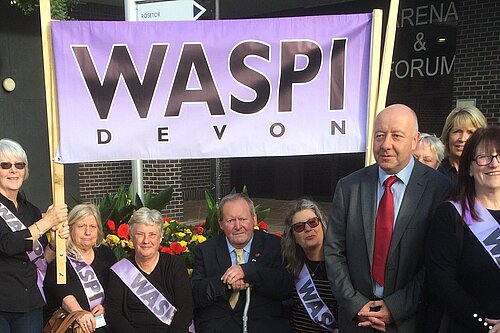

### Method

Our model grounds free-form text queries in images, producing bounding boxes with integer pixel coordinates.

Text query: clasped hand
[221,264,250,291]
[357,300,393,332]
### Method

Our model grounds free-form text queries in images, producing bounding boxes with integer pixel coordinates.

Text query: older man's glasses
[292,217,320,233]
[474,154,500,166]
[0,162,26,170]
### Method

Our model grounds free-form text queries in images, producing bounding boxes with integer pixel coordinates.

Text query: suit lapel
[362,165,379,268]
[215,234,232,272]
[389,162,428,255]
[249,231,264,263]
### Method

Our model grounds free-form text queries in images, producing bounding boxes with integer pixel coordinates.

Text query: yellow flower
[106,234,120,245]
[187,268,193,277]
[163,221,170,229]
[184,228,192,234]
[179,240,188,251]
[176,232,186,238]
[254,225,259,230]
[191,234,207,244]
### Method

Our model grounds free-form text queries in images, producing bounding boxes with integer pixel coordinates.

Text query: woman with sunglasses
[281,199,338,333]
[0,138,69,333]
[426,126,500,333]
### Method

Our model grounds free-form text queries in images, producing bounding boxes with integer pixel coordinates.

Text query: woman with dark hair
[427,125,500,333]
[281,199,338,333]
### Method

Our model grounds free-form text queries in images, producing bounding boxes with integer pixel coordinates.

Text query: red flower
[163,217,171,223]
[258,221,268,231]
[169,242,185,255]
[163,247,175,255]
[159,245,170,253]
[106,219,116,232]
[273,231,282,238]
[193,226,204,234]
[117,224,129,240]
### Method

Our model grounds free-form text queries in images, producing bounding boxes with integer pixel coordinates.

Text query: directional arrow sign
[137,0,206,21]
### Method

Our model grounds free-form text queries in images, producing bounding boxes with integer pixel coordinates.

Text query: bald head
[373,104,421,174]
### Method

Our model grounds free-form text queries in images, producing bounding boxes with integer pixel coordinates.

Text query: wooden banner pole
[39,0,67,284]
[365,9,383,167]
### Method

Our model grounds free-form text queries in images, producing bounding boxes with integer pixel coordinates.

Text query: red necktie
[373,175,398,286]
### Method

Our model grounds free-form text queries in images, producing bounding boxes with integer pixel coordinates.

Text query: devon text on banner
[51,14,372,163]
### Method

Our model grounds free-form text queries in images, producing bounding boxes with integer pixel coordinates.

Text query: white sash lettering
[451,200,500,269]
[295,264,335,331]
[68,256,105,310]
[111,259,177,325]
[0,202,47,301]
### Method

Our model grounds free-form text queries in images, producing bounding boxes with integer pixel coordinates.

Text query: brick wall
[453,0,500,123]
[181,159,232,200]
[143,160,183,219]
[79,161,132,203]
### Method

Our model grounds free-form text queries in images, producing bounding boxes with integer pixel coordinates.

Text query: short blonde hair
[440,106,487,157]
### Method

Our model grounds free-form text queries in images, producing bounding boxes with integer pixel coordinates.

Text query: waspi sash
[295,264,336,331]
[68,255,105,309]
[0,201,47,301]
[111,258,177,325]
[451,200,500,269]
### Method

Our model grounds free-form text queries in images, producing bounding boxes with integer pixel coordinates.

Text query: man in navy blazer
[192,193,293,333]
[324,104,452,332]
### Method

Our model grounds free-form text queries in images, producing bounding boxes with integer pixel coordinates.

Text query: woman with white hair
[106,207,193,333]
[413,133,446,169]
[0,138,69,332]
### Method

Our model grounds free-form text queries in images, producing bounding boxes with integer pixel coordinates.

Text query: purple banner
[52,14,372,163]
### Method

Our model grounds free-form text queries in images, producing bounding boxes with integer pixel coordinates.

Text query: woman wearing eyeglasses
[426,126,500,333]
[0,138,69,333]
[281,199,338,333]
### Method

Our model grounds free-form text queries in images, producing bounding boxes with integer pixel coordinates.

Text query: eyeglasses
[473,154,500,166]
[292,217,320,233]
[0,162,26,170]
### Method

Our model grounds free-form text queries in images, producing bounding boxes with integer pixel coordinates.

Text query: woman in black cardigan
[427,126,500,333]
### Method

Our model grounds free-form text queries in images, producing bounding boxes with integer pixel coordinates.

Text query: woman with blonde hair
[44,203,116,333]
[439,105,487,184]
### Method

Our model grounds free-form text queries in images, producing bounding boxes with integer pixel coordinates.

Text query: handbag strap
[55,310,88,333]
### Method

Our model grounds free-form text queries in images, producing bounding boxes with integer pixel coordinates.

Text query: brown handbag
[43,308,87,333]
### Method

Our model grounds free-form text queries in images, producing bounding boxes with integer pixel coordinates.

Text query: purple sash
[68,255,105,309]
[295,264,336,331]
[451,200,500,269]
[111,258,177,325]
[0,201,47,301]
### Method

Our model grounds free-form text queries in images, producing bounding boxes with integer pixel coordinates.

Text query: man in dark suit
[192,193,293,333]
[324,104,452,332]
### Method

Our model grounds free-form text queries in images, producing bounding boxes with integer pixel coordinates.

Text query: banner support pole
[39,0,67,284]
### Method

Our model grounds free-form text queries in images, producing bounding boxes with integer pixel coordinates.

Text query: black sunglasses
[0,162,26,170]
[292,217,320,233]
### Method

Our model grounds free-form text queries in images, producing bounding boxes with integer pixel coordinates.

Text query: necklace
[306,260,322,277]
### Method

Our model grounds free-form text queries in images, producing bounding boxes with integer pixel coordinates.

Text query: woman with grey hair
[0,138,69,332]
[439,105,487,184]
[106,207,194,333]
[281,199,338,333]
[413,133,446,169]
[44,203,116,333]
